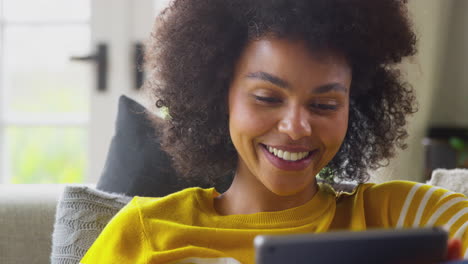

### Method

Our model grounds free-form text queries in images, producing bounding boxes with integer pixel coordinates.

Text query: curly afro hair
[145,0,417,186]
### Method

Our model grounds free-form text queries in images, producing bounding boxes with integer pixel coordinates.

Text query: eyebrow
[313,83,348,94]
[245,71,348,94]
[245,71,289,89]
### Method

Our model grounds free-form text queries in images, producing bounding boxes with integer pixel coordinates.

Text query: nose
[277,106,312,140]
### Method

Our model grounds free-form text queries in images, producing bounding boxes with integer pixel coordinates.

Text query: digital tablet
[255,227,448,264]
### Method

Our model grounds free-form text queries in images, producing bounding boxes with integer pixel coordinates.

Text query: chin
[264,178,312,197]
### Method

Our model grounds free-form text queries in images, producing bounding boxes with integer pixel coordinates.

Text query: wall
[430,0,468,127]
[371,0,454,183]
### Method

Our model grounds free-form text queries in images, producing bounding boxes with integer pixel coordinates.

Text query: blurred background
[0,0,466,185]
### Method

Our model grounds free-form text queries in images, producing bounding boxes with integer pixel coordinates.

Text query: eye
[254,95,282,104]
[309,101,339,111]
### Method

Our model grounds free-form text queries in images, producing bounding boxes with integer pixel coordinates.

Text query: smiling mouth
[261,144,313,162]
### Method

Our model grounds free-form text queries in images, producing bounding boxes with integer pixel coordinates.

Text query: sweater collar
[195,183,337,229]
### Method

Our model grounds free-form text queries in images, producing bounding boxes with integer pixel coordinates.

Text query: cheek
[229,101,273,145]
[319,109,349,152]
[335,110,349,142]
[228,88,276,144]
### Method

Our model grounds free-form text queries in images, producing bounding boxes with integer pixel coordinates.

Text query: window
[0,0,91,183]
[0,0,167,184]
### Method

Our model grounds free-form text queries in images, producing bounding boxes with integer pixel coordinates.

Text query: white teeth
[266,145,310,161]
[291,152,298,161]
[277,150,284,159]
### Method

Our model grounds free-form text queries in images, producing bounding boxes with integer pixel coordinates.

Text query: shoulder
[362,180,466,198]
[105,187,210,223]
[357,180,460,207]
[361,181,466,227]
[336,181,424,203]
[361,180,425,193]
[81,187,214,263]
[345,181,453,214]
[358,180,457,199]
[133,187,215,219]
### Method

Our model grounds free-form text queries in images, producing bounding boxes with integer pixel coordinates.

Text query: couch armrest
[0,184,65,264]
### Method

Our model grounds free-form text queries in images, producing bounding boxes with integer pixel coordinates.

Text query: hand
[445,239,462,261]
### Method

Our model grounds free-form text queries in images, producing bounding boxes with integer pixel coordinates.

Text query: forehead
[234,37,352,87]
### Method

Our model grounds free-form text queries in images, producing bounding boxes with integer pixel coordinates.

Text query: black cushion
[97,95,182,197]
[97,95,231,197]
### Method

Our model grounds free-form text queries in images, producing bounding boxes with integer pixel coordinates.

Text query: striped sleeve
[393,181,468,259]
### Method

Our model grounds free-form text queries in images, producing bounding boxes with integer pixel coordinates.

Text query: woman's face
[228,37,352,196]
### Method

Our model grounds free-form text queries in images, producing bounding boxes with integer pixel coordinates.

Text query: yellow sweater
[80,181,468,264]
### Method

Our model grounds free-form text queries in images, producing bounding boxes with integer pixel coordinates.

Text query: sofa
[0,184,65,264]
[0,169,467,264]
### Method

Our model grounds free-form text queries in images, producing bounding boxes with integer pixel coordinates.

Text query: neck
[214,167,318,216]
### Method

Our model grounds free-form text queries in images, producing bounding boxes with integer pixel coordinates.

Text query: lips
[260,144,317,171]
[266,145,311,161]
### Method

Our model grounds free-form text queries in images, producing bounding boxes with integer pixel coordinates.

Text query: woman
[81,0,468,263]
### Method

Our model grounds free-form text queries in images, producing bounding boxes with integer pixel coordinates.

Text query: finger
[446,239,462,261]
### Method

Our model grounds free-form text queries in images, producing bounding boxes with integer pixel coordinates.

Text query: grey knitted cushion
[428,168,468,197]
[50,186,131,264]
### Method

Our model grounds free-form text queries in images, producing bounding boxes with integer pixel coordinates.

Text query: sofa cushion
[428,168,468,197]
[96,95,182,197]
[96,95,231,197]
[50,185,131,264]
